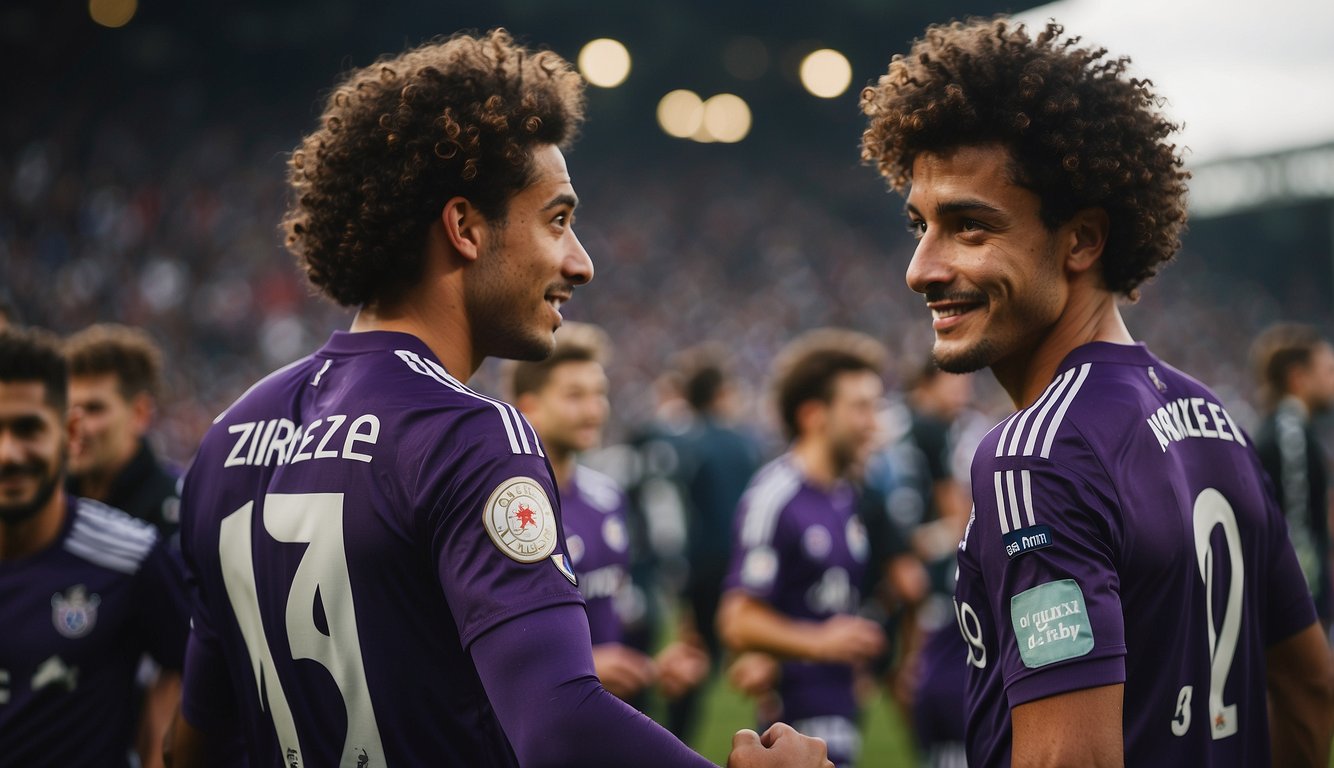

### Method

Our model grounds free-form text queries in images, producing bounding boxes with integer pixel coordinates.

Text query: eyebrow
[542,192,579,212]
[905,198,1005,218]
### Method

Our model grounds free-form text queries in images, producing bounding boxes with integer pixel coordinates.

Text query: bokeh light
[578,38,632,88]
[657,90,705,139]
[799,48,853,98]
[89,0,137,28]
[702,94,751,143]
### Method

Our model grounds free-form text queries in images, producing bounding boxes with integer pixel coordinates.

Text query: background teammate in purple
[169,30,831,768]
[0,327,189,767]
[861,17,1334,768]
[510,322,707,704]
[718,329,889,768]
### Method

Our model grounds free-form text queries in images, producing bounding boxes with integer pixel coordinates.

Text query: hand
[726,723,834,768]
[654,640,709,699]
[727,651,780,699]
[812,614,885,665]
[591,643,655,700]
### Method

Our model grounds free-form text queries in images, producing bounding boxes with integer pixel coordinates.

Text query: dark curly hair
[64,323,163,401]
[860,18,1189,296]
[283,29,586,308]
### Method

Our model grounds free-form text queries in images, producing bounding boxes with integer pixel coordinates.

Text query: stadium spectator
[169,29,831,768]
[1251,323,1334,630]
[718,328,889,768]
[65,323,180,536]
[862,16,1334,767]
[0,327,189,767]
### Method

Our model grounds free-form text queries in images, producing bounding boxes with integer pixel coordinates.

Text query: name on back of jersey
[223,414,382,468]
[1144,397,1246,454]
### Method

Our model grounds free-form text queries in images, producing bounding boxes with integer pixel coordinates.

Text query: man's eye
[906,220,926,237]
[962,219,987,231]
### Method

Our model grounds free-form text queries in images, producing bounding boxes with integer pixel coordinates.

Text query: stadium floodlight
[799,48,853,99]
[89,0,137,28]
[702,94,752,143]
[578,39,632,88]
[657,90,705,139]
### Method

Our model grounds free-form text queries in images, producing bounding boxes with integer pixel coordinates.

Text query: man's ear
[795,399,827,438]
[441,196,490,262]
[1064,207,1110,274]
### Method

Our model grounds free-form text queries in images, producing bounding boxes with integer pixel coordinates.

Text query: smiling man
[862,17,1333,768]
[0,327,189,767]
[169,30,830,768]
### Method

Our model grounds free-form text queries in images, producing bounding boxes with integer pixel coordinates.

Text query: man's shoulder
[572,465,626,514]
[64,497,160,576]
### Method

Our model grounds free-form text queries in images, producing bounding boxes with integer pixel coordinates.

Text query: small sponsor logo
[1003,524,1054,559]
[51,585,100,638]
[551,553,578,586]
[801,525,831,560]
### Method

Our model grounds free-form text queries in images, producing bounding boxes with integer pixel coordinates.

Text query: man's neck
[790,437,840,489]
[0,489,67,561]
[547,448,575,490]
[993,287,1132,409]
[74,449,136,503]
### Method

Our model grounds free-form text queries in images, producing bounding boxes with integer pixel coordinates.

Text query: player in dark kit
[861,17,1334,768]
[168,30,831,768]
[0,327,190,766]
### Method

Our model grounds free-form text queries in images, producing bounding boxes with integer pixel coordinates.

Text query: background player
[1250,323,1334,632]
[718,328,889,768]
[861,17,1334,767]
[0,327,189,767]
[509,322,708,705]
[169,29,831,768]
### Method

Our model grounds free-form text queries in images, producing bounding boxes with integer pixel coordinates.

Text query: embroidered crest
[484,477,558,563]
[52,585,101,639]
[602,516,628,554]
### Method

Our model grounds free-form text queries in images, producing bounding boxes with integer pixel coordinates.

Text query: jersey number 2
[220,493,386,766]
[1171,488,1243,740]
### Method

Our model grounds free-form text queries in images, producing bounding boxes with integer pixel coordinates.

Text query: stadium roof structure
[1016,0,1334,218]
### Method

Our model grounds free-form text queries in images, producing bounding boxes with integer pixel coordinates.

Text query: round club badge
[484,476,558,563]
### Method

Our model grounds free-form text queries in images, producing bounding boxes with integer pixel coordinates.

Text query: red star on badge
[1214,714,1226,730]
[515,504,537,529]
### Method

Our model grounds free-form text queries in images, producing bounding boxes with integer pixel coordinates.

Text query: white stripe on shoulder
[393,349,543,456]
[64,498,158,575]
[1039,363,1092,458]
[574,466,623,513]
[740,458,802,548]
[993,470,1009,534]
[996,369,1069,458]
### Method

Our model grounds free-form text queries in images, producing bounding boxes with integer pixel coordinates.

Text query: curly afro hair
[861,18,1189,297]
[283,29,586,308]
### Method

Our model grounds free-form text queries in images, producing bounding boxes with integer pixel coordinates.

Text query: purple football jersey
[0,496,189,766]
[724,454,870,726]
[562,465,633,645]
[955,342,1316,767]
[179,331,585,766]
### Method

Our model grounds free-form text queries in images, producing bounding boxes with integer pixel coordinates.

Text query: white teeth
[933,306,969,318]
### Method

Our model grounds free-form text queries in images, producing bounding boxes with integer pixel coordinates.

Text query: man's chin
[932,339,995,375]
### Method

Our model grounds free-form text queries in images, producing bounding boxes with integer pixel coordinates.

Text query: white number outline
[220,493,386,766]
[954,598,987,669]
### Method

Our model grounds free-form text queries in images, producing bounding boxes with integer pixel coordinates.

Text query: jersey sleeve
[723,493,789,603]
[416,407,584,648]
[133,539,192,670]
[968,446,1128,708]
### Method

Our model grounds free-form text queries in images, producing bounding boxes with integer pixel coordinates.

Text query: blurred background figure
[718,328,889,768]
[1252,323,1334,632]
[860,359,977,768]
[666,343,762,740]
[0,327,189,768]
[511,323,709,708]
[64,323,180,538]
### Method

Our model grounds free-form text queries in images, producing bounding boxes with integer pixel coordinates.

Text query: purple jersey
[562,465,633,645]
[179,331,585,766]
[724,454,869,729]
[0,496,189,766]
[955,342,1316,767]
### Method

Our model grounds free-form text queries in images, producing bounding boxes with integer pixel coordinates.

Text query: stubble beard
[468,240,558,364]
[933,337,1000,375]
[0,452,64,524]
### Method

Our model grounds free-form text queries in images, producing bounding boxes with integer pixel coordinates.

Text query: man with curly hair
[861,17,1333,768]
[169,30,831,768]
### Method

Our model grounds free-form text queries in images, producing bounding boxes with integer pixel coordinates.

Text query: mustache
[923,287,987,304]
[0,463,43,480]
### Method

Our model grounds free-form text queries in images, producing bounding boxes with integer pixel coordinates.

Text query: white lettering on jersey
[223,414,381,468]
[1145,398,1246,453]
